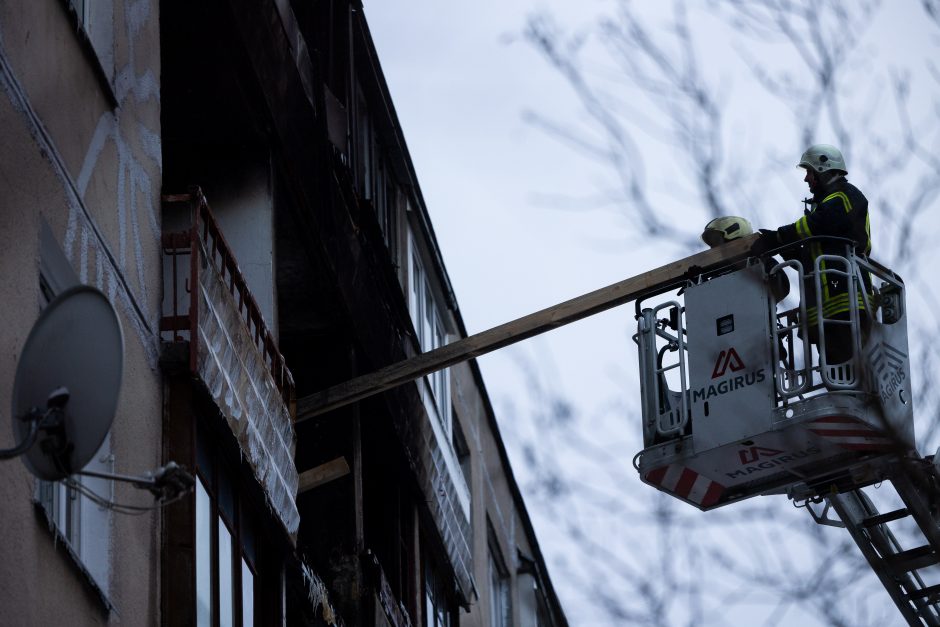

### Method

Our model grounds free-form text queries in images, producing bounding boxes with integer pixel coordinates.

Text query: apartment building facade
[0,1,567,625]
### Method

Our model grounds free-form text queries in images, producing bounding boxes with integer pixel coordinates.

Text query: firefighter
[701,216,790,302]
[752,144,871,366]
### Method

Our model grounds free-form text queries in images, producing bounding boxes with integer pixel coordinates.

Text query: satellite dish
[10,285,123,481]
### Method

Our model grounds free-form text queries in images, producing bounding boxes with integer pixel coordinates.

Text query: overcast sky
[364,2,940,625]
[365,0,649,432]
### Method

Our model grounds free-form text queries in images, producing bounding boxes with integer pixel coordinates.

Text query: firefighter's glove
[750,229,779,257]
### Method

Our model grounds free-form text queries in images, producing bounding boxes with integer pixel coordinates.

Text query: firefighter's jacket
[776,177,872,325]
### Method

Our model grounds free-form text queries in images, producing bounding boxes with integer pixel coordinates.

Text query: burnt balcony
[161,188,299,536]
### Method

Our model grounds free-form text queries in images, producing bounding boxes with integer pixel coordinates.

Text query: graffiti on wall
[0,0,161,367]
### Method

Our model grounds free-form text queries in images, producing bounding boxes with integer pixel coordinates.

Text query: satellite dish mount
[2,285,193,505]
[0,386,71,471]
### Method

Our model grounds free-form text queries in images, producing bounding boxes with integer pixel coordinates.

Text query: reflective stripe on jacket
[777,179,871,324]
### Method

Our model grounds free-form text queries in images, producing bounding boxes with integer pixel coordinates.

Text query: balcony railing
[161,187,294,407]
[161,187,299,536]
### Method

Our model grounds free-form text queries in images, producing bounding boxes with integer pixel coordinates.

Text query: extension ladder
[815,458,940,625]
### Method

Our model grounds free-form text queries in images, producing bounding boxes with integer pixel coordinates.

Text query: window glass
[196,478,212,627]
[386,182,399,262]
[240,507,256,566]
[376,156,386,233]
[241,558,254,627]
[452,422,471,488]
[218,462,235,522]
[219,520,234,627]
[423,284,434,351]
[433,313,449,426]
[197,434,273,624]
[66,0,115,85]
[425,586,434,627]
[408,228,452,430]
[411,252,424,345]
[435,313,445,352]
[424,559,451,627]
[357,89,372,198]
[488,546,510,627]
[196,429,213,491]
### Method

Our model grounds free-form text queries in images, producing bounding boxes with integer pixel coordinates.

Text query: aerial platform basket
[633,238,913,510]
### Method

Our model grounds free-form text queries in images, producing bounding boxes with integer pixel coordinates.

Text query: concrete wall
[201,152,278,338]
[0,0,163,623]
[450,358,550,627]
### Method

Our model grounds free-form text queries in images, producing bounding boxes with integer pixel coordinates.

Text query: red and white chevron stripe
[806,415,895,451]
[644,465,725,508]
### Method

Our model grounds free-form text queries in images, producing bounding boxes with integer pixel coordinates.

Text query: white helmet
[797,144,847,174]
[701,216,753,247]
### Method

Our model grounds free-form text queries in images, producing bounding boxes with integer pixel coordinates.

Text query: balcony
[161,188,299,536]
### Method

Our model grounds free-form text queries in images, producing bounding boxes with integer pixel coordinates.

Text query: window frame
[60,0,117,106]
[354,86,401,262]
[423,553,454,627]
[407,227,452,433]
[488,527,512,627]
[451,419,471,493]
[405,226,471,517]
[355,82,373,201]
[195,426,259,627]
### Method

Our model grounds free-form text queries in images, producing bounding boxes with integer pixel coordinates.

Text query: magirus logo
[868,342,908,405]
[738,446,783,464]
[725,445,821,480]
[692,347,766,403]
[711,347,745,378]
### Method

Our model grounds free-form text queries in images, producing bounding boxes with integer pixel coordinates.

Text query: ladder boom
[829,460,940,625]
[295,234,758,422]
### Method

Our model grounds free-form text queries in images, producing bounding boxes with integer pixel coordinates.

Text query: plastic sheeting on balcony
[195,247,299,535]
[162,190,299,537]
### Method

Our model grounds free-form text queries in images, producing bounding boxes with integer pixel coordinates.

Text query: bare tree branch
[513,1,940,624]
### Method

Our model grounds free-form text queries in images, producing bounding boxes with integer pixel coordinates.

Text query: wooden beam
[296,234,757,423]
[298,456,351,493]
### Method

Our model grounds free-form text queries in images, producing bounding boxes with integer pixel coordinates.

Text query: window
[36,437,113,595]
[196,425,259,627]
[37,478,80,548]
[488,531,511,627]
[431,311,449,426]
[375,155,387,226]
[196,479,212,625]
[353,86,399,262]
[383,179,400,263]
[451,421,471,490]
[411,250,425,345]
[424,556,452,627]
[516,554,545,627]
[407,230,451,431]
[373,158,400,261]
[63,0,116,98]
[36,220,112,602]
[356,84,373,200]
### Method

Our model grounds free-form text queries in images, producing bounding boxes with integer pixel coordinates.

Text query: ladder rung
[905,583,940,604]
[862,508,910,528]
[885,546,940,573]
